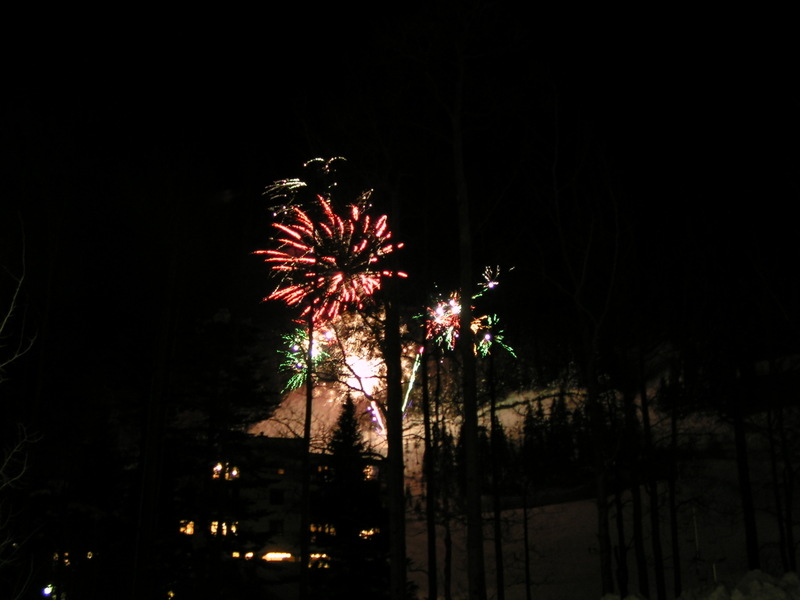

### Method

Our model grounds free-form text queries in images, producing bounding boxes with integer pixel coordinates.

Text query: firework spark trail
[257,193,406,323]
[402,346,424,414]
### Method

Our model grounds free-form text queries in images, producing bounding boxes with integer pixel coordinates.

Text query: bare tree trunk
[733,393,760,570]
[646,481,665,599]
[586,351,615,596]
[777,405,797,570]
[614,482,629,598]
[668,396,683,597]
[732,361,761,570]
[133,221,178,600]
[453,55,487,600]
[621,386,649,598]
[767,407,789,572]
[422,348,438,600]
[594,449,614,596]
[386,281,408,600]
[521,482,533,600]
[631,481,649,596]
[489,352,505,600]
[437,354,454,600]
[444,510,453,600]
[639,359,666,600]
[298,313,314,600]
[623,385,649,598]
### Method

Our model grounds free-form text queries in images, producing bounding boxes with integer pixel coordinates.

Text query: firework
[257,192,406,323]
[264,157,347,217]
[402,345,424,413]
[280,312,396,401]
[425,292,463,350]
[277,326,336,392]
[474,314,516,358]
[475,265,502,297]
[423,266,515,356]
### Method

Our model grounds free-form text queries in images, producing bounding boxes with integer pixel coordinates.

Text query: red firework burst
[257,193,406,322]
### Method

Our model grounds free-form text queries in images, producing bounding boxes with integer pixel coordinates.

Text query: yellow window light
[262,552,293,562]
[179,520,195,535]
[359,528,380,539]
[213,461,241,480]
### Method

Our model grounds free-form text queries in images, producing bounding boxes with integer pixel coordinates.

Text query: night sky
[2,6,799,598]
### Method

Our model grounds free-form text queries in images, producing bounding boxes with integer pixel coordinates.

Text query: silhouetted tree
[316,396,389,599]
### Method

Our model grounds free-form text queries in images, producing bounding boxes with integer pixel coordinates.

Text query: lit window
[210,520,238,536]
[244,552,254,559]
[310,553,331,568]
[360,528,380,539]
[363,464,377,480]
[232,551,240,558]
[212,462,240,480]
[310,523,336,535]
[179,520,195,535]
[277,467,285,475]
[262,552,293,562]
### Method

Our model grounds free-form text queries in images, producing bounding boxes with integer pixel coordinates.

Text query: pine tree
[316,396,388,599]
[329,396,367,486]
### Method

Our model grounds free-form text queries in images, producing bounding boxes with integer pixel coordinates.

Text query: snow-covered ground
[404,453,795,600]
